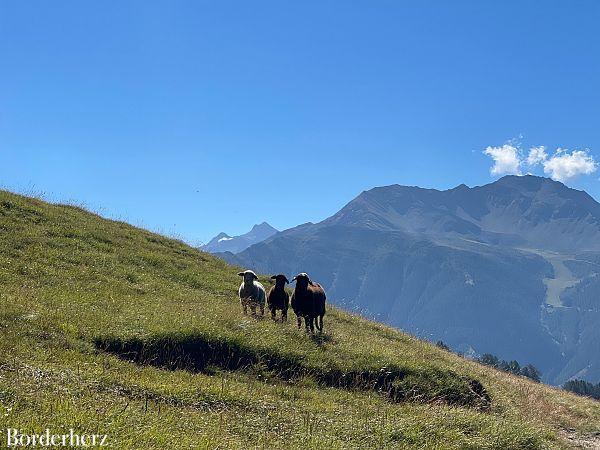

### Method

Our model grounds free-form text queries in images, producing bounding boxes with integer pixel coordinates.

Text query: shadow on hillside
[310,333,334,346]
[94,332,491,410]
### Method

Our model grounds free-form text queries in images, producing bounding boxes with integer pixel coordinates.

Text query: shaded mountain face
[223,176,600,385]
[323,175,600,251]
[201,222,277,254]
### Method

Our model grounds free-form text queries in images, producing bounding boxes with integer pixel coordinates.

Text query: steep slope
[228,176,600,385]
[0,190,599,449]
[201,221,277,253]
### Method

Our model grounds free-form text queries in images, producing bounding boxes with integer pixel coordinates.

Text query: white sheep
[238,270,266,317]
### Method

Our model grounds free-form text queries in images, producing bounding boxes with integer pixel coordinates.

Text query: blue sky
[2,1,600,244]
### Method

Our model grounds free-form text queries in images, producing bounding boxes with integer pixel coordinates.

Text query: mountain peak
[322,175,600,250]
[449,183,470,192]
[201,222,278,254]
[492,174,563,190]
[250,222,277,232]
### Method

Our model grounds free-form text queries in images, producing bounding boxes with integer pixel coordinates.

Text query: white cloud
[483,145,522,176]
[484,142,598,183]
[527,146,547,166]
[542,149,598,182]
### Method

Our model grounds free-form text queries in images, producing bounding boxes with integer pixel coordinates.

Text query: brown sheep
[290,272,326,333]
[267,274,290,322]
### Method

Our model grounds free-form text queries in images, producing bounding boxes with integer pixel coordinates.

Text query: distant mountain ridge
[323,175,600,251]
[201,222,278,254]
[222,176,600,385]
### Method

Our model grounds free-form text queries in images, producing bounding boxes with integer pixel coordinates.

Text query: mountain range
[200,221,278,254]
[221,175,600,385]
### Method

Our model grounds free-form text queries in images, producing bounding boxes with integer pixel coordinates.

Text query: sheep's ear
[253,273,258,280]
[284,276,290,284]
[270,275,277,280]
[291,276,297,282]
[237,272,245,277]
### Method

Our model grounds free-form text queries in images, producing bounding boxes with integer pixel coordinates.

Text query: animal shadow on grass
[309,332,334,346]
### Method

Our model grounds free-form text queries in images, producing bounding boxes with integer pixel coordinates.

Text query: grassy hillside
[0,190,599,449]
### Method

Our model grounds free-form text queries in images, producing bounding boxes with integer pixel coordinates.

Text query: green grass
[0,190,599,449]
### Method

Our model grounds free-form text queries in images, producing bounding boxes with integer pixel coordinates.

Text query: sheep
[238,270,266,317]
[267,274,290,322]
[290,272,326,333]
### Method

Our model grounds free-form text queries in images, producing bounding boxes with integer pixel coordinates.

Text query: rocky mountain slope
[224,176,600,385]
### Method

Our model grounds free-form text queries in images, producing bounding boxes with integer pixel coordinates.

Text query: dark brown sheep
[267,274,290,322]
[290,272,326,333]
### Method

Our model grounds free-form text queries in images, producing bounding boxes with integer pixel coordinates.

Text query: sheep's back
[255,281,266,304]
[310,283,326,316]
[291,288,312,316]
[267,286,289,309]
[239,281,266,304]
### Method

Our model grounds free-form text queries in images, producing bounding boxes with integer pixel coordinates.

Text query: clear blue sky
[2,1,600,244]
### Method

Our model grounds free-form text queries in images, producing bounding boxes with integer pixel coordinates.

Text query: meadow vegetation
[0,190,599,448]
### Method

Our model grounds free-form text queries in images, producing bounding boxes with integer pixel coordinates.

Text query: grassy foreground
[0,190,599,449]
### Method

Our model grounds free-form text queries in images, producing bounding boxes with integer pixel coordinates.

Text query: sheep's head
[291,272,311,289]
[238,270,258,284]
[270,274,289,286]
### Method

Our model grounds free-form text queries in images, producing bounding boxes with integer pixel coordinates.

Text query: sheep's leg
[317,315,324,332]
[241,299,247,315]
[259,303,264,317]
[282,309,288,322]
[271,308,276,321]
